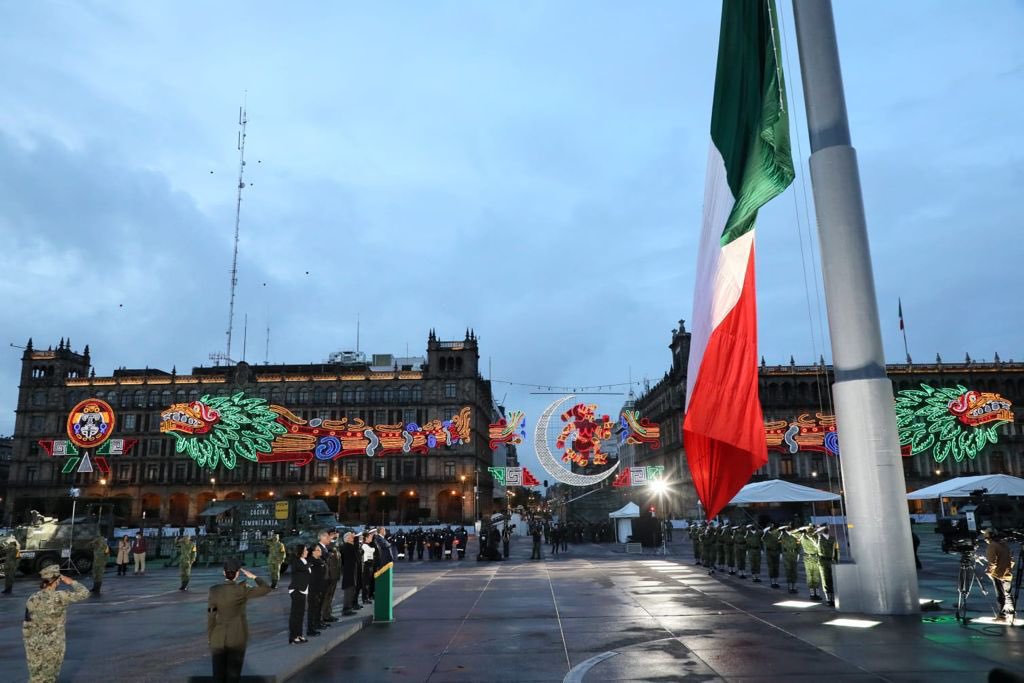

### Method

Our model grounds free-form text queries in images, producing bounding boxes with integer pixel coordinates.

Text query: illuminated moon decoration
[161,392,473,471]
[533,395,619,487]
[895,384,1014,463]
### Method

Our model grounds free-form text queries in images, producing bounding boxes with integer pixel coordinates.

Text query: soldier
[177,535,197,591]
[763,525,782,589]
[501,525,511,559]
[3,537,20,594]
[456,526,468,560]
[781,524,801,594]
[735,526,748,579]
[703,525,718,573]
[723,525,736,575]
[796,526,823,600]
[265,533,286,589]
[414,529,425,561]
[747,525,763,583]
[23,564,90,682]
[207,558,272,680]
[817,525,839,606]
[688,522,701,565]
[90,534,109,595]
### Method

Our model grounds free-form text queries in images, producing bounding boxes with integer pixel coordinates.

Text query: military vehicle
[12,507,115,575]
[199,498,339,537]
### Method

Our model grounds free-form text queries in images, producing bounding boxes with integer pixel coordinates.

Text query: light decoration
[39,398,134,475]
[161,392,472,470]
[487,467,541,487]
[533,396,619,487]
[488,410,526,450]
[556,402,614,466]
[765,413,839,456]
[612,466,665,488]
[618,410,662,448]
[66,398,115,449]
[895,384,1014,463]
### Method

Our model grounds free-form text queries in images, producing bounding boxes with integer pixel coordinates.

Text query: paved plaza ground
[0,530,1020,682]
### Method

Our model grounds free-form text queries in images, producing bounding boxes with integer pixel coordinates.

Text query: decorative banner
[895,384,1014,463]
[488,466,541,488]
[161,392,472,470]
[488,410,526,450]
[618,410,662,448]
[612,466,665,488]
[556,403,614,466]
[534,396,620,487]
[39,439,79,457]
[66,398,116,449]
[98,438,138,456]
[765,413,839,456]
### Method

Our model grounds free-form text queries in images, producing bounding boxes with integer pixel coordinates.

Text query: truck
[200,498,339,538]
[11,507,115,576]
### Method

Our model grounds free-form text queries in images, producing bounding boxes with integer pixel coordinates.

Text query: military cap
[40,564,62,580]
[223,557,242,573]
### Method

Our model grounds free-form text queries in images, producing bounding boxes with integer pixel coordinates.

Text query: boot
[809,590,822,601]
[180,582,188,591]
[92,583,101,595]
[271,581,278,589]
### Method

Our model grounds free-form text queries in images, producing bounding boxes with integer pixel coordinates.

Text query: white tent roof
[729,479,840,504]
[906,474,1024,500]
[608,502,641,519]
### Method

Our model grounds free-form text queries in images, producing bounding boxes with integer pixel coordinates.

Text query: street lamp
[649,479,669,555]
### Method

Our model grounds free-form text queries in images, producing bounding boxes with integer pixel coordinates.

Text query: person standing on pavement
[502,525,511,559]
[340,532,359,615]
[320,530,341,625]
[116,535,131,577]
[287,545,310,644]
[207,558,272,681]
[763,526,782,588]
[23,564,90,682]
[90,534,109,595]
[306,544,327,637]
[266,533,286,589]
[178,535,197,591]
[985,531,1015,620]
[531,525,542,560]
[3,537,21,594]
[131,532,147,575]
[361,531,377,603]
[796,526,823,600]
[781,525,801,594]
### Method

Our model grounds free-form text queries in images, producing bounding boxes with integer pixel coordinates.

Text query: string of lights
[489,378,644,393]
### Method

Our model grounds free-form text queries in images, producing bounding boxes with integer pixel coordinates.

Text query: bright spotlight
[649,479,668,495]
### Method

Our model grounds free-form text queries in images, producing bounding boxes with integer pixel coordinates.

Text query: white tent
[729,479,840,504]
[609,502,640,543]
[906,474,1024,500]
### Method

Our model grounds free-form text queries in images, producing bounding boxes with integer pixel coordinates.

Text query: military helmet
[40,564,62,581]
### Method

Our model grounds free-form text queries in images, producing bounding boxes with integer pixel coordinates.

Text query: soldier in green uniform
[688,523,701,565]
[177,535,197,591]
[725,526,738,575]
[90,534,109,595]
[23,564,90,682]
[796,526,822,600]
[817,525,839,606]
[716,524,727,571]
[266,533,286,589]
[780,524,801,594]
[763,525,782,589]
[207,558,272,681]
[735,526,748,578]
[3,538,19,594]
[701,525,715,573]
[746,525,763,583]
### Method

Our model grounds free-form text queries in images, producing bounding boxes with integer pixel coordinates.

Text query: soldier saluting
[4,537,22,594]
[265,533,286,589]
[23,564,90,682]
[177,534,197,591]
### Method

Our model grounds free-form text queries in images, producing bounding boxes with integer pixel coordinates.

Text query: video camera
[936,489,1024,553]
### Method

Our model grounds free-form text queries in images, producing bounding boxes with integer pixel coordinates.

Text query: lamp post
[332,476,340,517]
[460,475,468,524]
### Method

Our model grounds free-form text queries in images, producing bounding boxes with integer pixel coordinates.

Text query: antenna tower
[224,98,248,364]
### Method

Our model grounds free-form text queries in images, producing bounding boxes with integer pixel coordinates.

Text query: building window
[780,456,794,476]
[402,460,415,480]
[375,410,386,425]
[288,466,300,481]
[411,386,422,402]
[161,390,172,406]
[134,390,145,407]
[345,461,359,481]
[146,464,159,482]
[299,388,310,404]
[176,390,187,402]
[398,386,410,403]
[271,389,283,404]
[189,389,200,402]
[354,388,365,403]
[148,439,161,456]
[30,416,45,434]
[370,387,381,403]
[375,463,386,480]
[403,409,416,425]
[27,466,37,483]
[442,408,455,422]
[259,465,271,482]
[313,388,323,404]
[148,390,159,406]
[443,461,456,479]
[342,388,353,403]
[118,464,131,483]
[382,388,393,403]
[286,388,297,404]
[327,389,338,404]
[32,390,46,407]
[175,463,187,482]
[444,382,456,398]
[316,462,329,481]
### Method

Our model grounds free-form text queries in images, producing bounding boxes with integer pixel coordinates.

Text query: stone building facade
[622,321,1024,518]
[4,331,499,527]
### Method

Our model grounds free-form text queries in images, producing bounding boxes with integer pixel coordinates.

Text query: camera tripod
[954,549,987,624]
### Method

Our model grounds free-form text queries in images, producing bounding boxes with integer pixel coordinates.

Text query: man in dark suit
[287,544,310,644]
[340,531,359,615]
[207,557,272,682]
[374,527,395,569]
[319,530,341,624]
[306,544,327,637]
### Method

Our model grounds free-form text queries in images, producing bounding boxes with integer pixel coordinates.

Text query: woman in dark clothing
[287,545,310,644]
[307,544,327,637]
[340,532,359,615]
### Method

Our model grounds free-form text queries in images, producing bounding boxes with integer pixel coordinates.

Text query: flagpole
[792,0,919,615]
[899,299,911,364]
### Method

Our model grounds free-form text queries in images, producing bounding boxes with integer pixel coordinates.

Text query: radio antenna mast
[224,97,248,364]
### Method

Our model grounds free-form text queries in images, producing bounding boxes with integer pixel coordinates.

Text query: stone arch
[437,489,463,524]
[196,491,216,513]
[140,492,161,519]
[169,493,190,525]
[399,490,421,524]
[254,490,276,501]
[224,491,246,500]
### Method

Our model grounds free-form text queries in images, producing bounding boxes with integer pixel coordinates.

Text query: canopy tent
[197,503,236,517]
[728,479,840,505]
[906,474,1024,500]
[608,502,640,543]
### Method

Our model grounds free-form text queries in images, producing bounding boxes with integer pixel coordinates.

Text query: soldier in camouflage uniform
[177,535,197,591]
[23,564,90,683]
[746,525,763,583]
[688,522,701,565]
[3,538,20,594]
[266,533,286,589]
[763,525,782,588]
[716,525,727,571]
[90,534,109,595]
[735,526,748,578]
[817,526,839,606]
[724,526,737,575]
[780,524,801,594]
[796,526,823,600]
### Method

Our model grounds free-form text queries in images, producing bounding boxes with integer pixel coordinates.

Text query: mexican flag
[684,0,794,520]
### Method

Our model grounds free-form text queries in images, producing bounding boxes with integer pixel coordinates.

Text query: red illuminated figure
[556,403,613,467]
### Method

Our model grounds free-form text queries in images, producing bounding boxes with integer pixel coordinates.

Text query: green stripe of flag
[711,0,795,246]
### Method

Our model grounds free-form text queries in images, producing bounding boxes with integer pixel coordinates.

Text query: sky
[1,1,1022,480]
